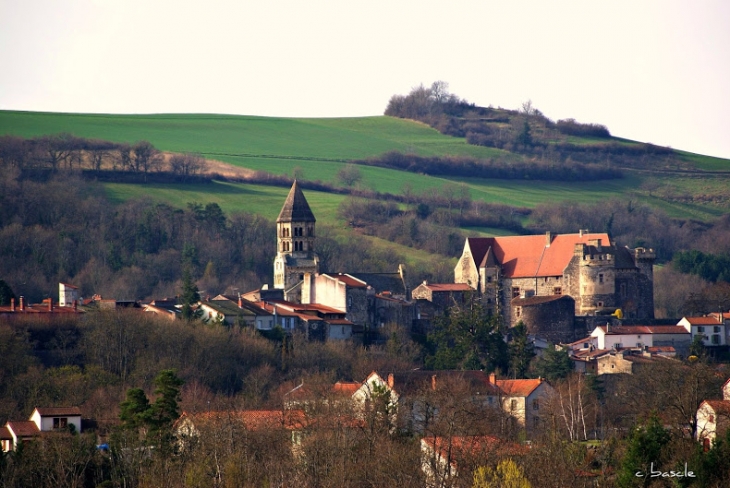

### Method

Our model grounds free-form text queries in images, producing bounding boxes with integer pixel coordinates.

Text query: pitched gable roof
[277,180,315,223]
[6,421,39,438]
[34,407,82,417]
[466,232,611,278]
[495,378,544,397]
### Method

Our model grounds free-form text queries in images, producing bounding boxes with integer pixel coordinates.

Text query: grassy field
[3,110,729,223]
[0,111,509,161]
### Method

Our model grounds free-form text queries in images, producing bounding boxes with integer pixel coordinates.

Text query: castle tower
[273,181,319,302]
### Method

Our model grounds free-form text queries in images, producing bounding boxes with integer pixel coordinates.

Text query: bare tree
[169,152,207,179]
[133,141,163,174]
[336,164,363,187]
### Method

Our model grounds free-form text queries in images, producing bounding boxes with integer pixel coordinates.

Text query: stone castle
[454,231,655,343]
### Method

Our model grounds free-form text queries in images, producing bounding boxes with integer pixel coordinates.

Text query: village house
[678,315,728,347]
[420,435,521,488]
[1,407,82,452]
[696,378,730,449]
[199,295,274,329]
[454,231,655,342]
[352,370,553,435]
[589,324,691,357]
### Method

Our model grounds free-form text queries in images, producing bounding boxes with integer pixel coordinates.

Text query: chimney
[10,297,16,312]
[431,375,437,391]
[387,373,394,389]
[48,298,53,312]
[19,296,25,311]
[606,322,610,333]
[579,229,584,237]
[489,372,496,384]
[545,231,552,247]
[238,296,243,308]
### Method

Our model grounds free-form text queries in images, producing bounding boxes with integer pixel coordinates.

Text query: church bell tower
[273,181,319,301]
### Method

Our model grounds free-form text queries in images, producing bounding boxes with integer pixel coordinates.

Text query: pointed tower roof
[277,181,316,223]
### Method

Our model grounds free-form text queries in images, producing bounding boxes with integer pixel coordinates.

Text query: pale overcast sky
[1,0,729,159]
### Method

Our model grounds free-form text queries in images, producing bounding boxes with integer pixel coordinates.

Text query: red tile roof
[7,421,40,438]
[597,325,689,335]
[495,378,544,397]
[184,410,307,431]
[0,426,12,440]
[423,435,527,466]
[703,400,730,416]
[467,232,611,278]
[683,316,724,325]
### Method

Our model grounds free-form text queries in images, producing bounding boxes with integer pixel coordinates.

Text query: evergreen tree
[617,412,671,487]
[426,303,508,372]
[532,344,572,381]
[0,279,15,306]
[119,388,151,431]
[180,266,200,320]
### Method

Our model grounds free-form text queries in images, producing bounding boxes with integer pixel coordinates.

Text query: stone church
[454,231,655,343]
[271,181,411,332]
[273,180,320,303]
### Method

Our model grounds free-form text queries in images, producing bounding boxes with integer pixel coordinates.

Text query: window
[510,399,517,411]
[533,416,540,428]
[698,326,705,333]
[487,276,492,283]
[53,417,68,430]
[553,287,562,295]
[532,399,539,410]
[714,326,721,333]
[512,287,520,298]
[712,334,721,345]
[709,414,715,423]
[347,296,353,309]
[598,274,604,284]
[515,307,521,318]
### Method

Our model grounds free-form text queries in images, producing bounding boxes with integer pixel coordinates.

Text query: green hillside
[2,110,729,225]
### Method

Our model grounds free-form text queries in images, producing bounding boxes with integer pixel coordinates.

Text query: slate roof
[511,294,573,306]
[348,272,408,297]
[277,180,316,223]
[466,232,611,279]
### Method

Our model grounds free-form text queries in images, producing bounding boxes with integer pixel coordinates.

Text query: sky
[1,0,729,159]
